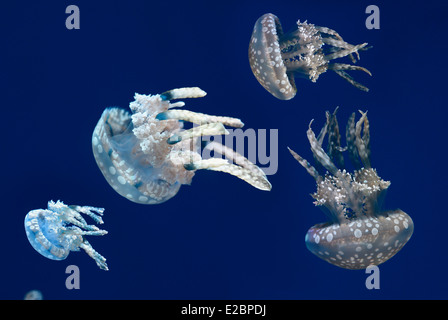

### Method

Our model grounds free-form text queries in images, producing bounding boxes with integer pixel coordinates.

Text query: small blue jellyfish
[288,109,413,270]
[24,290,43,300]
[92,87,271,205]
[249,13,372,100]
[24,200,108,271]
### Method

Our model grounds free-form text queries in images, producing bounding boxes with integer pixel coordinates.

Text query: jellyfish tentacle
[346,112,362,169]
[69,205,105,224]
[360,110,371,161]
[288,147,322,182]
[54,201,108,237]
[354,110,371,168]
[79,241,108,271]
[333,70,369,92]
[321,37,362,62]
[321,37,356,50]
[186,159,271,191]
[314,25,341,37]
[315,25,372,56]
[312,112,331,174]
[308,118,356,210]
[50,202,103,234]
[184,158,228,170]
[315,25,359,62]
[186,141,272,191]
[66,228,108,237]
[307,120,340,177]
[316,26,373,62]
[316,113,329,146]
[205,141,272,191]
[157,109,244,128]
[160,87,207,101]
[326,107,345,168]
[328,63,372,76]
[324,43,368,61]
[205,141,267,177]
[167,123,229,145]
[167,101,186,108]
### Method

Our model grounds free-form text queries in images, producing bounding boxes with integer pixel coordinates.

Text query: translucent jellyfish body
[24,200,108,270]
[288,109,413,270]
[249,13,371,100]
[24,290,43,300]
[92,87,271,205]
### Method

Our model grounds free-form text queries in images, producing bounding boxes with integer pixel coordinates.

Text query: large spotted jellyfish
[24,200,108,270]
[92,87,272,205]
[287,109,413,270]
[249,13,372,100]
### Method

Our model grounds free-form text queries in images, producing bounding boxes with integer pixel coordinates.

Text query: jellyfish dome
[249,13,372,100]
[288,109,413,270]
[24,200,108,270]
[24,290,43,300]
[92,87,271,205]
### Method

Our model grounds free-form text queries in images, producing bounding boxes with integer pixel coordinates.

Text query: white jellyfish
[249,13,372,100]
[92,87,272,205]
[288,109,413,269]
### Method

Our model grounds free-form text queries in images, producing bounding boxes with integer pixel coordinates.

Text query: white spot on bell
[117,176,126,185]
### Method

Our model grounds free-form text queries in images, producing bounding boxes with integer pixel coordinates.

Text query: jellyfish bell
[304,209,413,270]
[24,290,43,300]
[288,109,413,270]
[92,87,271,205]
[249,13,372,100]
[92,106,183,205]
[25,208,71,261]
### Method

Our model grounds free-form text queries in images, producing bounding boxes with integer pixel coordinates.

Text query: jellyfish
[288,109,413,270]
[248,13,372,100]
[24,200,108,271]
[92,87,271,205]
[24,290,43,300]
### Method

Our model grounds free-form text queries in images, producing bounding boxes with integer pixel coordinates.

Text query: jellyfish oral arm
[68,205,105,224]
[79,240,108,271]
[157,109,244,128]
[167,123,229,145]
[160,87,207,100]
[281,22,371,89]
[292,110,381,222]
[188,141,272,191]
[287,147,321,182]
[158,90,272,191]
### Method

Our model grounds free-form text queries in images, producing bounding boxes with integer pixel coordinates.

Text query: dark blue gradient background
[1,0,446,299]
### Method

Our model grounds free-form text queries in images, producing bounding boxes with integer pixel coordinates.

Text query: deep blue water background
[1,0,447,299]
